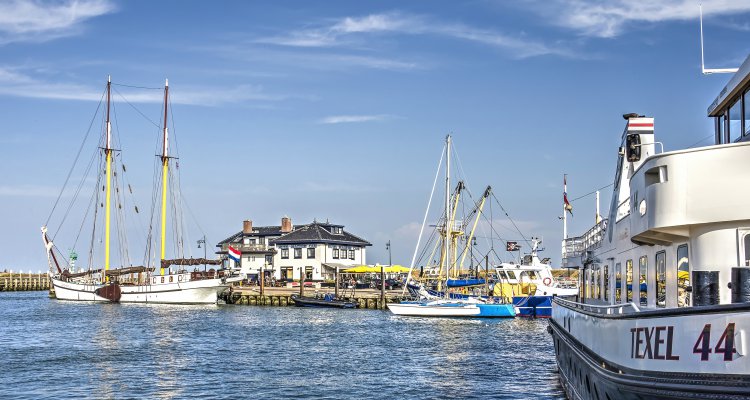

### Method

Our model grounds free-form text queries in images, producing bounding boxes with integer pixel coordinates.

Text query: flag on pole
[506,241,520,251]
[228,246,241,263]
[564,175,573,216]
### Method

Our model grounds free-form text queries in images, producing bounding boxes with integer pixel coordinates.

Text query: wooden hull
[51,277,228,304]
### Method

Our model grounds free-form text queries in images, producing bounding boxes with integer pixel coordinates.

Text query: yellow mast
[458,186,491,271]
[449,181,463,278]
[160,79,169,276]
[104,76,113,282]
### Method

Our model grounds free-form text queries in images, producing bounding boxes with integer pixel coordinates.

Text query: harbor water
[0,292,564,399]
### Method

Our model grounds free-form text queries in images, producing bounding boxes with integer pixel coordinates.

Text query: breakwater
[0,273,50,292]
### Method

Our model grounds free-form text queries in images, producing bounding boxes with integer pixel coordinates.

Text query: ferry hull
[52,278,228,304]
[549,300,750,399]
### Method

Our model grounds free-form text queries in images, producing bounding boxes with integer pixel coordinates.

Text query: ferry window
[281,248,289,259]
[615,263,622,302]
[729,99,742,141]
[294,248,302,259]
[718,115,726,144]
[604,265,609,301]
[639,256,647,306]
[307,248,315,258]
[593,270,600,299]
[677,244,690,307]
[745,90,750,136]
[655,251,666,308]
[745,235,750,266]
[626,260,633,302]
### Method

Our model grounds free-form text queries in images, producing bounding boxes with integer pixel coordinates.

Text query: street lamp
[471,236,477,277]
[386,240,392,266]
[197,235,206,271]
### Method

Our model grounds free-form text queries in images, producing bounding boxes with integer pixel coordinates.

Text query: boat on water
[388,135,515,318]
[42,77,230,304]
[548,55,750,398]
[290,294,357,308]
[493,238,577,317]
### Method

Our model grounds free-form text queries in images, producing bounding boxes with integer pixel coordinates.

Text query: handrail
[555,297,640,315]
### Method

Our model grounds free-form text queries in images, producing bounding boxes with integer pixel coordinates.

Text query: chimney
[281,216,292,233]
[243,220,253,234]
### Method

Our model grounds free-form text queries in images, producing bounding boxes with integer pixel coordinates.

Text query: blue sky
[1,0,749,272]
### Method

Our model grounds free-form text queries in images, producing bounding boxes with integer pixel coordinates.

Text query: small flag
[506,241,520,251]
[564,175,573,217]
[228,246,241,263]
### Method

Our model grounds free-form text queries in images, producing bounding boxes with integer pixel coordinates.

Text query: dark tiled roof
[270,222,371,246]
[216,225,285,246]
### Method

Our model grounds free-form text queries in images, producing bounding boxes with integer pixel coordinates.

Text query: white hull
[52,277,228,304]
[387,301,481,317]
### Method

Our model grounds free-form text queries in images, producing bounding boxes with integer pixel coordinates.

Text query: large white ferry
[549,55,750,398]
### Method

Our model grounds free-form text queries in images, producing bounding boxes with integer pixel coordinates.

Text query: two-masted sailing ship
[549,55,750,398]
[42,77,228,304]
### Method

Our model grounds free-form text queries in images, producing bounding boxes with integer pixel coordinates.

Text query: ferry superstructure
[548,55,750,399]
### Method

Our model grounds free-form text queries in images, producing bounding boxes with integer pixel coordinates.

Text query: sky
[1,0,750,272]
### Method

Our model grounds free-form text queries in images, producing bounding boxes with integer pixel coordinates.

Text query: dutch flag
[228,246,241,263]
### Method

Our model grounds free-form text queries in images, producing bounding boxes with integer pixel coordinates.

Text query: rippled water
[0,292,564,399]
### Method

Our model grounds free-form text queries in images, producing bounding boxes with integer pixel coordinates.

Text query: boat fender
[542,277,552,286]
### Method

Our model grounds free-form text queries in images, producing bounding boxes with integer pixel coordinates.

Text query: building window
[615,263,622,303]
[280,267,293,280]
[265,254,273,265]
[259,237,265,245]
[294,248,302,259]
[730,99,742,141]
[639,256,647,306]
[332,249,339,259]
[305,266,313,280]
[626,259,633,302]
[349,249,355,260]
[307,248,315,258]
[604,265,609,302]
[281,249,289,259]
[677,244,690,307]
[656,251,666,308]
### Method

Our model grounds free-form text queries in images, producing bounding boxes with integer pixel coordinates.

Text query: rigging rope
[45,87,106,226]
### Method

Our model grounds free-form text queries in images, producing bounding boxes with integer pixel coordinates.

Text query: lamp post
[197,235,206,271]
[386,240,392,267]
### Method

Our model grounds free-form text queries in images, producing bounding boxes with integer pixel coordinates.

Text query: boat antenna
[700,4,738,75]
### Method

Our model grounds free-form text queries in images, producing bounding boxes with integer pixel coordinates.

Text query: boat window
[744,234,750,266]
[169,276,173,283]
[604,265,609,302]
[594,270,600,299]
[744,90,750,136]
[730,99,742,141]
[527,271,538,280]
[626,260,633,302]
[639,256,647,306]
[655,251,666,308]
[506,271,516,280]
[615,263,622,303]
[677,244,690,307]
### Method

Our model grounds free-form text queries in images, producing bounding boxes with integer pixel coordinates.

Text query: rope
[569,182,614,203]
[112,86,160,128]
[45,86,106,226]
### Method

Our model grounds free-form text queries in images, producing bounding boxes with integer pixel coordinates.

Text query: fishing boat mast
[103,75,113,283]
[160,79,169,276]
[443,135,451,296]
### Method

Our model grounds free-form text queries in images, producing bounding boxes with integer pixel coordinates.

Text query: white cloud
[533,0,750,38]
[297,181,379,193]
[318,114,396,124]
[0,66,298,106]
[0,0,115,44]
[0,184,65,197]
[256,12,571,59]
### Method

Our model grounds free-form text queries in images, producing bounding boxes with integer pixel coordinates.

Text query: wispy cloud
[0,66,301,106]
[0,0,115,44]
[256,12,572,59]
[297,181,380,193]
[318,114,398,124]
[529,0,750,38]
[0,184,65,198]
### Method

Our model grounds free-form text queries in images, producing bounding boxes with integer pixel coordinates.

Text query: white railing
[556,297,640,315]
[562,218,608,261]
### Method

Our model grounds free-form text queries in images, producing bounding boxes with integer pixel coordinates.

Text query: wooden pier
[0,273,50,292]
[220,287,411,310]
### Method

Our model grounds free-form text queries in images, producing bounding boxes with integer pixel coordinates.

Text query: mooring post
[335,267,339,298]
[299,267,304,297]
[380,264,385,309]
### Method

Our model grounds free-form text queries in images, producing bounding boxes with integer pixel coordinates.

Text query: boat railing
[555,296,640,315]
[562,218,608,260]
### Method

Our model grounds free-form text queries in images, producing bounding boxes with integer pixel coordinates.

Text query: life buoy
[542,277,553,286]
